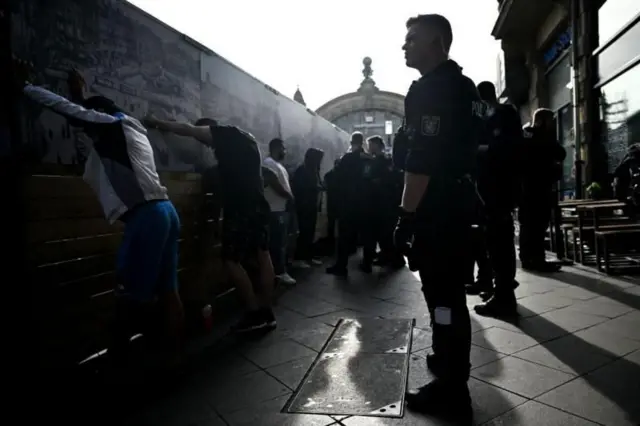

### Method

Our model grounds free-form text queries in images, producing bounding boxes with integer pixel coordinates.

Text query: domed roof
[315,57,405,122]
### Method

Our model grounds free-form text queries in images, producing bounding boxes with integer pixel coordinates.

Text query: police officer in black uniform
[327,132,372,277]
[472,81,523,318]
[393,14,481,423]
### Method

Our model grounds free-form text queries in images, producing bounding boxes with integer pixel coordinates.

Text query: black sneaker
[406,379,473,424]
[465,280,493,296]
[232,310,269,333]
[474,295,518,319]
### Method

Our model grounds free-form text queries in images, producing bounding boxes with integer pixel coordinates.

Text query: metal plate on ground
[284,318,415,418]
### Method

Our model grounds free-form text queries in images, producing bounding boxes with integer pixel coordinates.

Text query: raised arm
[144,116,212,145]
[22,84,119,125]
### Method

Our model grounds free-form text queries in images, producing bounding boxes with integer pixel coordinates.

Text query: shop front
[542,27,575,197]
[593,0,640,181]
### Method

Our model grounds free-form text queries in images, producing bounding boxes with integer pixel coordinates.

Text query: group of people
[13,10,574,424]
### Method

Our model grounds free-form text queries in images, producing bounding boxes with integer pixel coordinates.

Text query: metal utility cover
[283,318,414,418]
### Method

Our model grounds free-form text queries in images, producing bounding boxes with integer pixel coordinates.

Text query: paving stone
[516,293,576,309]
[512,334,616,375]
[493,310,601,342]
[203,369,290,414]
[266,356,316,390]
[545,286,601,301]
[472,356,574,398]
[126,387,227,426]
[483,400,599,425]
[285,320,335,351]
[278,292,343,318]
[242,338,317,369]
[470,344,507,369]
[583,311,640,342]
[410,327,432,353]
[536,355,640,426]
[572,325,640,357]
[222,394,336,426]
[472,327,539,355]
[563,296,635,318]
[312,309,381,327]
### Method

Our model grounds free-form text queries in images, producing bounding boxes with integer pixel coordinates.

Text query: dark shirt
[334,148,371,214]
[477,103,524,210]
[403,60,484,216]
[208,125,266,211]
[403,60,483,179]
[521,126,566,194]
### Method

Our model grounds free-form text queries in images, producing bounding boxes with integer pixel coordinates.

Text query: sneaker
[310,258,323,266]
[292,260,311,269]
[277,273,297,286]
[232,310,269,333]
[261,308,277,328]
[406,380,473,423]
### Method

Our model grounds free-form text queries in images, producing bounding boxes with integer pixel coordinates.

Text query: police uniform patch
[421,115,440,136]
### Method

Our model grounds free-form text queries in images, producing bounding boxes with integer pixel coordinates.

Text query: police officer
[327,132,372,277]
[472,81,523,318]
[393,14,481,423]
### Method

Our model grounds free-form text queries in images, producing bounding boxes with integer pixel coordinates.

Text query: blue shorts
[116,200,180,302]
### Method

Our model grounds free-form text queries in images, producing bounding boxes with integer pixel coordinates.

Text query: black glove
[393,208,416,255]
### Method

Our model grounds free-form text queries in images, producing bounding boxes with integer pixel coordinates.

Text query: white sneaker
[310,258,323,266]
[277,273,297,285]
[292,260,311,269]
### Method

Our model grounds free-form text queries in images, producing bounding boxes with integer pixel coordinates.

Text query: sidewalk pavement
[126,262,640,426]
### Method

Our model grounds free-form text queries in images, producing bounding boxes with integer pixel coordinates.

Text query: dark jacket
[292,148,324,212]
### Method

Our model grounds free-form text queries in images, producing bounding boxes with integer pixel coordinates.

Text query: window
[596,17,640,84]
[599,64,640,172]
[598,0,640,46]
[557,105,575,196]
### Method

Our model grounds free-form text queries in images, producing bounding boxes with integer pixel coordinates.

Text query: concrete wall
[10,0,349,175]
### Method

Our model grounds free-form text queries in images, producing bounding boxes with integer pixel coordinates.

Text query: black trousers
[486,210,517,295]
[362,210,397,262]
[518,202,552,265]
[416,217,472,384]
[295,208,318,261]
[335,213,370,268]
[470,224,492,284]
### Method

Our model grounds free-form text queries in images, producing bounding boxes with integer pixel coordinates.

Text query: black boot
[474,292,518,319]
[406,379,473,424]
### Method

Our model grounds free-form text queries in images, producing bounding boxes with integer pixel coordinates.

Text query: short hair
[367,135,385,149]
[83,96,123,115]
[477,81,497,102]
[195,117,218,126]
[351,131,364,145]
[533,108,554,126]
[269,138,284,151]
[406,14,453,53]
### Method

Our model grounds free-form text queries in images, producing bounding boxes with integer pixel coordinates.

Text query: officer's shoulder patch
[421,115,440,136]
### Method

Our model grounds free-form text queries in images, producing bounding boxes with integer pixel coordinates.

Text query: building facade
[492,0,639,198]
[315,57,405,148]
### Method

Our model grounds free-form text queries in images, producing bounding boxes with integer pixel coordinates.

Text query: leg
[327,215,356,275]
[407,222,472,421]
[222,213,260,311]
[156,202,185,363]
[475,211,519,318]
[111,201,174,363]
[295,208,314,262]
[268,212,286,276]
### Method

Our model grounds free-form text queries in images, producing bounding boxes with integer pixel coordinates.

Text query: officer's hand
[393,209,415,255]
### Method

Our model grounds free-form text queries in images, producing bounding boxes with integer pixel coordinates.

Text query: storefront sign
[543,29,572,66]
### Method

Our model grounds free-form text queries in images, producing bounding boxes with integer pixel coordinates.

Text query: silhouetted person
[518,108,566,272]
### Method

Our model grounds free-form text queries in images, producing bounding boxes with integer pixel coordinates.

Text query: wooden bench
[26,170,229,368]
[595,228,640,275]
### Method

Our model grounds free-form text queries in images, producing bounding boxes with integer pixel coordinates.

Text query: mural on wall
[11,0,349,173]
